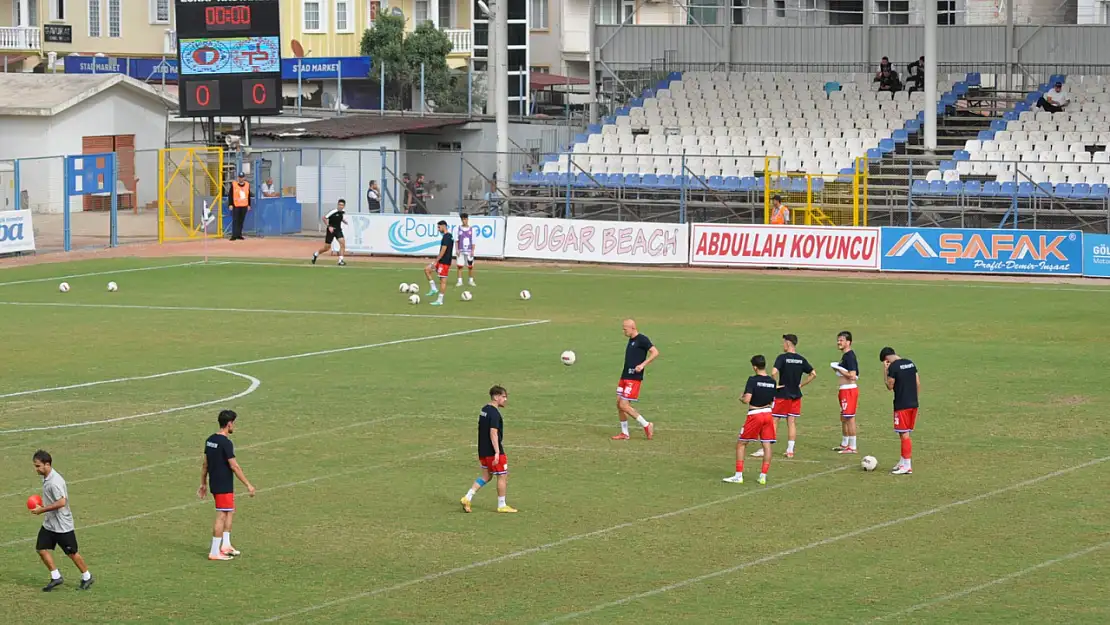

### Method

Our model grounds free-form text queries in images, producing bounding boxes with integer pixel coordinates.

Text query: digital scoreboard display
[175,0,282,117]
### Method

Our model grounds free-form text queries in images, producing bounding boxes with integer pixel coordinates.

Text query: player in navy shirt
[766,333,816,460]
[831,330,861,454]
[612,319,659,441]
[423,220,454,306]
[724,355,777,485]
[460,386,517,513]
[198,410,255,561]
[311,199,348,266]
[881,347,921,475]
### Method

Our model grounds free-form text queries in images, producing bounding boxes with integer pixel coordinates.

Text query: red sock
[761,462,770,474]
[901,438,912,459]
[736,460,744,472]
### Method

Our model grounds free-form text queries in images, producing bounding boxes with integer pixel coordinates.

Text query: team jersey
[773,352,814,399]
[438,232,454,265]
[621,334,653,381]
[325,208,345,229]
[477,405,505,457]
[744,374,777,408]
[205,433,236,495]
[887,358,919,410]
[838,349,859,380]
[458,226,474,253]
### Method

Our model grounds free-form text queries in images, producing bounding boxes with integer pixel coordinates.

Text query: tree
[360,14,464,112]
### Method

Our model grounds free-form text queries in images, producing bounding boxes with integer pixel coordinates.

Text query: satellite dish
[290,39,306,58]
[391,7,403,16]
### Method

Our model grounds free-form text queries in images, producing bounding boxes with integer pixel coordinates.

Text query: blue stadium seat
[1072,183,1092,198]
[963,180,982,196]
[1018,182,1035,198]
[708,175,726,190]
[1014,101,1032,113]
[953,150,970,161]
[675,174,692,189]
[939,160,956,171]
[879,138,895,153]
[1054,183,1074,198]
[573,133,588,144]
[943,182,963,196]
[928,181,945,194]
[1000,181,1017,196]
[982,181,1001,196]
[892,129,909,144]
[992,119,1010,130]
[602,115,616,124]
[554,174,570,188]
[739,177,757,192]
[573,173,592,188]
[1092,184,1110,198]
[641,173,660,188]
[658,174,676,189]
[966,72,981,86]
[1034,182,1053,197]
[724,176,742,191]
[511,172,529,185]
[977,130,996,141]
[916,111,925,123]
[910,180,928,195]
[586,124,602,134]
[905,120,921,133]
[629,98,644,107]
[941,93,958,106]
[623,174,642,187]
[615,106,630,116]
[789,178,807,193]
[543,173,559,186]
[866,148,883,161]
[812,178,825,192]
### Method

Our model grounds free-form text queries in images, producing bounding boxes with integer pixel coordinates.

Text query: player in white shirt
[455,213,478,287]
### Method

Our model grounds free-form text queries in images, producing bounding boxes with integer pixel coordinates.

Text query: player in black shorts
[312,199,348,266]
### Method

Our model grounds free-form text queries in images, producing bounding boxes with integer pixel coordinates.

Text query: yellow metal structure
[762,154,870,226]
[158,147,225,242]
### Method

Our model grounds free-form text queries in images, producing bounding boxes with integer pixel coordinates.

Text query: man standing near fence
[227,172,252,241]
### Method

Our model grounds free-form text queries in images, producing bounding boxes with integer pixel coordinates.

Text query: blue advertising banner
[281,57,373,80]
[1083,234,1110,278]
[881,227,1083,275]
[63,56,178,81]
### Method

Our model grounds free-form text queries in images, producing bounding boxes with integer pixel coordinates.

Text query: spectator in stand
[1037,82,1069,113]
[874,56,891,82]
[412,173,430,214]
[906,56,925,94]
[402,173,413,213]
[366,180,381,213]
[485,175,504,216]
[260,177,279,198]
[876,69,902,94]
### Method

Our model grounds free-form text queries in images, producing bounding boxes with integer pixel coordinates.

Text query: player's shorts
[893,408,918,433]
[433,262,451,278]
[739,408,776,443]
[772,397,802,419]
[616,378,642,401]
[325,228,344,244]
[213,492,235,512]
[456,251,475,267]
[838,385,859,419]
[479,454,508,475]
[36,527,79,555]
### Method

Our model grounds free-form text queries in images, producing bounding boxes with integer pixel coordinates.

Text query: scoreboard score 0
[175,0,282,117]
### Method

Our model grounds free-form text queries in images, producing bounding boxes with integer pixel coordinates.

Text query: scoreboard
[175,0,282,117]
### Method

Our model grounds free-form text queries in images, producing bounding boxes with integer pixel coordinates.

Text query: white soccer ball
[461,290,473,301]
[561,350,576,366]
[409,283,420,293]
[519,289,531,301]
[107,281,118,292]
[399,283,411,293]
[58,282,70,293]
[408,294,421,305]
[861,455,878,472]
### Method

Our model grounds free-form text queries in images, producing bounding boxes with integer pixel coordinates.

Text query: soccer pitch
[0,257,1108,624]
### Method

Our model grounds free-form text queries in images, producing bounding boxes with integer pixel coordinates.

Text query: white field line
[0,367,260,435]
[0,447,461,548]
[0,300,538,323]
[869,540,1110,622]
[512,444,828,464]
[217,260,1110,294]
[535,454,1110,624]
[0,261,206,287]
[0,414,408,500]
[248,465,850,624]
[0,320,549,401]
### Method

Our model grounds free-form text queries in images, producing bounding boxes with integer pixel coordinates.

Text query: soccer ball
[399,283,411,293]
[519,289,531,301]
[461,291,473,301]
[409,283,420,293]
[107,281,118,292]
[58,282,70,293]
[561,350,576,366]
[408,294,420,305]
[861,456,878,472]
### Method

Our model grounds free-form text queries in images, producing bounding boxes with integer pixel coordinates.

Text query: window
[88,0,101,37]
[149,0,169,24]
[828,0,862,24]
[530,0,548,29]
[21,0,40,26]
[438,0,454,28]
[731,0,746,24]
[774,0,785,18]
[335,0,351,31]
[367,0,380,27]
[599,0,618,24]
[874,0,909,25]
[50,0,65,21]
[108,0,121,37]
[530,65,550,73]
[622,0,635,23]
[937,0,956,24]
[687,0,721,25]
[303,0,324,31]
[414,0,429,25]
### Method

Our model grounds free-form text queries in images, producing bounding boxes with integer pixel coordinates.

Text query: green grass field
[1,257,1108,624]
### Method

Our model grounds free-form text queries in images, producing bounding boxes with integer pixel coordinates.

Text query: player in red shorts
[423,220,453,306]
[612,319,658,440]
[461,386,517,513]
[724,355,777,485]
[881,347,920,475]
[198,410,255,561]
[830,330,860,454]
[766,333,816,459]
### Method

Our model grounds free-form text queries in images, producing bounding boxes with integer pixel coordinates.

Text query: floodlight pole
[924,1,938,151]
[495,0,510,189]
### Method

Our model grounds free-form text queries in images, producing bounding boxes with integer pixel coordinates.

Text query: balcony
[443,29,472,55]
[0,26,41,51]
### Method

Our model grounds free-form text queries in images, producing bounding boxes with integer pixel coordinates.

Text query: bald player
[612,319,658,441]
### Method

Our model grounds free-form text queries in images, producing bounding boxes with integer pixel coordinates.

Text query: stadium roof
[0,73,176,116]
[530,71,589,90]
[251,116,471,140]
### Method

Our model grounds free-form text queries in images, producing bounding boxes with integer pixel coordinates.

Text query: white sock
[81,570,91,581]
[903,458,912,469]
[849,436,857,449]
[497,496,507,508]
[209,537,222,557]
[841,436,850,446]
[787,440,795,453]
[469,278,476,284]
[338,255,344,262]
[436,293,444,302]
[312,251,318,258]
[222,531,231,547]
[456,278,463,285]
[465,488,477,501]
[760,472,767,479]
[635,415,649,427]
[620,421,630,435]
[429,280,437,291]
[50,569,61,580]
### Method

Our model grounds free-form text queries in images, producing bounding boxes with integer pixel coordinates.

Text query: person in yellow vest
[227,172,253,241]
[770,194,790,225]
